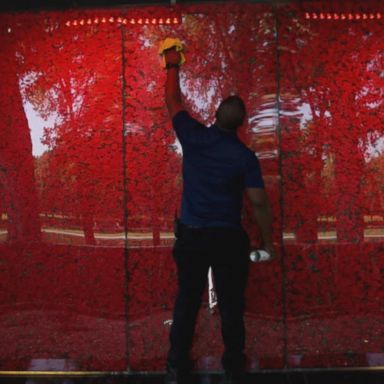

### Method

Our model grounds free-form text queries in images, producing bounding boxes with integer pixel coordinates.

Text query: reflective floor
[1,371,384,384]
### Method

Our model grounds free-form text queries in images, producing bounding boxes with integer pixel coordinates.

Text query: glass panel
[3,0,383,373]
[279,1,384,368]
[123,3,283,371]
[0,12,127,370]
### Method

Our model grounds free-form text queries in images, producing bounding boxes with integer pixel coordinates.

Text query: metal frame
[1,367,384,376]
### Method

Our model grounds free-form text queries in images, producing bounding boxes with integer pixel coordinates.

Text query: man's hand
[164,47,182,66]
[263,243,276,260]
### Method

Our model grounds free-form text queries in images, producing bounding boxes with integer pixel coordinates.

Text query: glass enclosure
[0,0,383,372]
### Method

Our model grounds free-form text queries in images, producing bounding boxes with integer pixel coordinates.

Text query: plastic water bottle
[249,249,271,262]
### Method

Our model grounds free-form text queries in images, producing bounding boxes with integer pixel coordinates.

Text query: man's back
[173,110,264,228]
[163,46,274,384]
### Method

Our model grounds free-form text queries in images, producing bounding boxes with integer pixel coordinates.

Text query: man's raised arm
[164,48,184,118]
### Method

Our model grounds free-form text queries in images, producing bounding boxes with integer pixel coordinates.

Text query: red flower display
[0,0,383,373]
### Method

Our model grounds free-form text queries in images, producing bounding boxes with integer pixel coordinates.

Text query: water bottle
[249,249,271,262]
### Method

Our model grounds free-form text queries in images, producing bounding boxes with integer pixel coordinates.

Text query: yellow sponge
[159,37,186,68]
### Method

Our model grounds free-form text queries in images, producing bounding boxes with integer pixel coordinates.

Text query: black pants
[167,223,250,374]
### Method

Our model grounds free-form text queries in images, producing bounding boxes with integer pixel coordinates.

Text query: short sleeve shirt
[173,110,264,228]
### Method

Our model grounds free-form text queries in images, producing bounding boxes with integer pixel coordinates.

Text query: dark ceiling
[0,0,286,13]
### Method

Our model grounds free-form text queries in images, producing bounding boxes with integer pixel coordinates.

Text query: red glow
[62,15,182,27]
[306,11,382,21]
[63,11,383,28]
[2,1,384,374]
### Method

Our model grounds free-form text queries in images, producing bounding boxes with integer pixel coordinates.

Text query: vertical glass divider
[273,5,288,369]
[120,25,130,372]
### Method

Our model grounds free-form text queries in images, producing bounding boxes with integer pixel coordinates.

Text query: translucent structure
[0,0,383,372]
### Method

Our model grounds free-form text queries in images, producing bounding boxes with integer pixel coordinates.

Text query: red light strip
[65,16,180,27]
[305,12,382,20]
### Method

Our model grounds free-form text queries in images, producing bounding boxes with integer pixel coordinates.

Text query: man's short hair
[215,95,246,131]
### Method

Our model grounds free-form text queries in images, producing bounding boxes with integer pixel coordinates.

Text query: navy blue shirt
[173,110,264,229]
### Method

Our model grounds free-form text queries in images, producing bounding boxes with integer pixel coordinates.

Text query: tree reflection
[280,11,384,242]
[0,17,42,242]
[16,19,123,245]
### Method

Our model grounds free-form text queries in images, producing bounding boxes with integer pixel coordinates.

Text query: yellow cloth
[159,38,185,68]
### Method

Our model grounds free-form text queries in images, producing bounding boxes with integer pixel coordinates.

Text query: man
[163,47,274,384]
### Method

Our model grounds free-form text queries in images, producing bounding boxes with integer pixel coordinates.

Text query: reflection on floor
[1,371,384,384]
